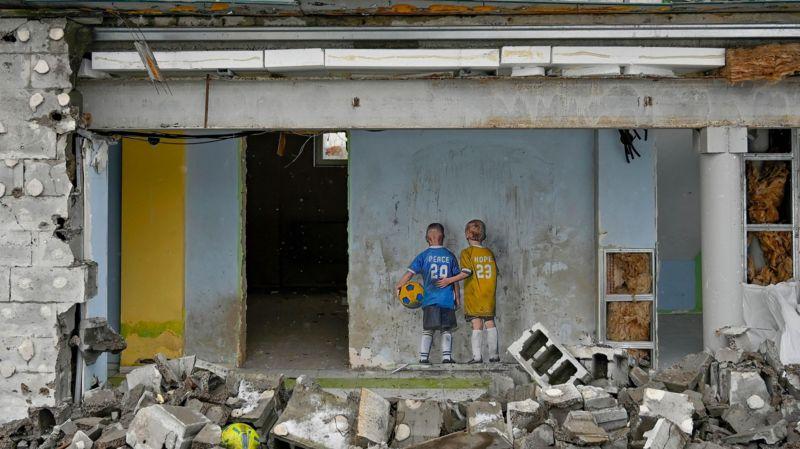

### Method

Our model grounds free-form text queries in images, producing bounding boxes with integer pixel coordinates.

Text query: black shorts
[422,306,457,331]
[465,315,496,323]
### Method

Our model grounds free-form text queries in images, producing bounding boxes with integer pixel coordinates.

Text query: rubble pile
[2,338,800,449]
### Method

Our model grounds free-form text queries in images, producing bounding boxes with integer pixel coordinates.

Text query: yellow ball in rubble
[398,281,424,309]
[221,423,260,449]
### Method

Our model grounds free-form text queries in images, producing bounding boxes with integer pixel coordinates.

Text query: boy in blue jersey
[395,223,461,364]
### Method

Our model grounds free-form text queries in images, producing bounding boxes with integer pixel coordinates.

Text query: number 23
[475,264,492,279]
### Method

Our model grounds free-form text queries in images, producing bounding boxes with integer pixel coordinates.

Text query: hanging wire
[284,134,317,169]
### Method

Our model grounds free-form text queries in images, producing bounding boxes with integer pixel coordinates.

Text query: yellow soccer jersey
[460,245,498,317]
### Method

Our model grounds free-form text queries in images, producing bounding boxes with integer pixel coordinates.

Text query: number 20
[430,264,448,279]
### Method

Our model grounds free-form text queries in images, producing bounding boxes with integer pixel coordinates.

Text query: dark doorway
[244,132,348,370]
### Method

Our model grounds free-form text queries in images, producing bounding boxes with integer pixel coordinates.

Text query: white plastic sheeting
[742,281,800,364]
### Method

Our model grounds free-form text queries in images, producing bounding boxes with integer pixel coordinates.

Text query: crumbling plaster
[347,130,597,367]
[0,18,95,425]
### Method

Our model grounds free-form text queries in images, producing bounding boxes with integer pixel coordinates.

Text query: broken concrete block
[714,348,743,364]
[591,406,628,432]
[78,318,126,365]
[728,371,769,409]
[558,411,609,446]
[94,425,127,449]
[681,390,706,419]
[506,399,545,441]
[167,355,196,381]
[643,418,687,449]
[81,388,119,416]
[125,405,210,449]
[722,419,788,445]
[270,378,356,449]
[652,352,713,392]
[579,385,617,411]
[191,423,221,449]
[393,399,443,447]
[630,367,649,388]
[204,405,230,427]
[225,372,283,397]
[466,401,506,437]
[356,388,392,446]
[508,323,590,387]
[523,423,556,448]
[537,384,583,409]
[127,365,162,393]
[67,430,93,449]
[639,389,693,434]
[230,383,278,431]
[721,403,766,433]
[404,430,511,449]
[602,428,629,449]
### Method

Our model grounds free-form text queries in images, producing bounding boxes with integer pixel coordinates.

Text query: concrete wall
[348,130,596,367]
[653,130,701,311]
[184,138,245,366]
[0,19,93,424]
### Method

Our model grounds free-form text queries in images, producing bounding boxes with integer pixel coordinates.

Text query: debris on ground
[3,335,800,449]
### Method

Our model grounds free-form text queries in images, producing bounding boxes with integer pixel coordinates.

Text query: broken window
[744,129,797,285]
[600,250,655,367]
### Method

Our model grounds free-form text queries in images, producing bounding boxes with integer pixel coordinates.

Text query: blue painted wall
[183,137,245,366]
[653,130,701,311]
[84,139,122,386]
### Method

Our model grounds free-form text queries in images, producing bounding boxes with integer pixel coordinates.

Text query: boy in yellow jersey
[436,219,499,363]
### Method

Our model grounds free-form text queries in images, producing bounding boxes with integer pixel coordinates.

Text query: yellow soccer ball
[221,423,260,449]
[398,281,424,309]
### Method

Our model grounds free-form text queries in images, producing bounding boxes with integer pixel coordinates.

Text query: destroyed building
[2,0,800,447]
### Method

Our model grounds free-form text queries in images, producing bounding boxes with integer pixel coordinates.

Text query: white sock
[420,330,433,361]
[441,331,453,361]
[471,330,482,361]
[486,327,499,359]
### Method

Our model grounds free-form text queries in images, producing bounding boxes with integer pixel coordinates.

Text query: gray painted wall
[184,138,245,365]
[348,130,596,367]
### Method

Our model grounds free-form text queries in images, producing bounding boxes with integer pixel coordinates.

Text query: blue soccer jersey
[408,246,460,309]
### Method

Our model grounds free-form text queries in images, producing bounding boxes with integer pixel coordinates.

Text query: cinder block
[0,160,24,192]
[0,370,58,408]
[508,323,591,387]
[24,161,72,197]
[0,196,68,231]
[32,231,74,266]
[0,19,68,55]
[639,388,694,434]
[0,335,59,373]
[0,54,31,88]
[0,231,32,266]
[30,53,72,89]
[10,264,95,303]
[0,267,9,301]
[506,399,545,442]
[0,118,58,160]
[0,302,72,337]
[465,401,507,437]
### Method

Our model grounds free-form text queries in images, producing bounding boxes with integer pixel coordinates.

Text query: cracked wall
[0,18,94,425]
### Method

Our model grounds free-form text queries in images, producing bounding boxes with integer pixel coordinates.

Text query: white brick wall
[0,18,92,425]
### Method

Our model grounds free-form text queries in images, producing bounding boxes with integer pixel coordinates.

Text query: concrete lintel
[694,127,748,154]
[77,78,800,130]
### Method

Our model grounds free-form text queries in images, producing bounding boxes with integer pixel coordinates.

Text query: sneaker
[488,357,501,363]
[419,358,431,365]
[441,358,456,364]
[467,358,483,364]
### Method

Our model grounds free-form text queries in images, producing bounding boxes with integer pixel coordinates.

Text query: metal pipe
[93,23,800,42]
